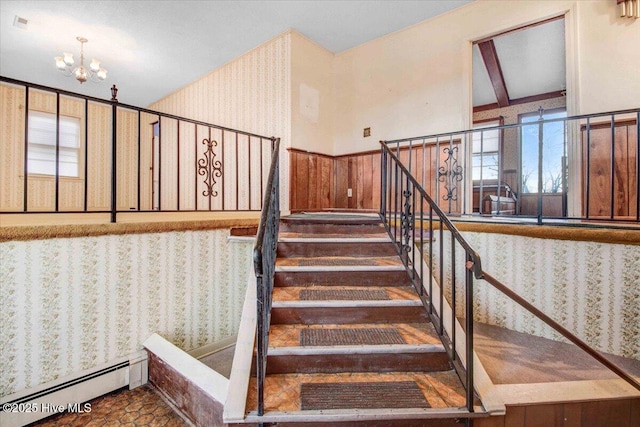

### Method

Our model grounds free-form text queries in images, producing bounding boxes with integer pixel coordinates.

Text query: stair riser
[277,242,398,258]
[266,352,452,374]
[275,271,412,287]
[279,223,386,235]
[271,306,429,325]
[265,419,466,427]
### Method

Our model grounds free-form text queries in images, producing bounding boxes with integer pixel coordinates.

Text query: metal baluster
[479,130,484,214]
[158,116,162,212]
[248,136,252,210]
[536,108,544,224]
[84,99,89,212]
[136,110,141,211]
[439,218,444,335]
[23,86,29,212]
[177,121,181,211]
[585,118,591,219]
[636,112,639,222]
[110,100,117,222]
[465,252,474,413]
[194,124,198,211]
[451,238,456,361]
[610,114,616,219]
[55,93,60,212]
[429,207,433,313]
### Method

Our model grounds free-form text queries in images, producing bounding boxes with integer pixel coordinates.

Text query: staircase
[245,212,483,426]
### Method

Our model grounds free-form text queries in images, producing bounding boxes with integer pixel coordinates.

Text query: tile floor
[30,385,187,427]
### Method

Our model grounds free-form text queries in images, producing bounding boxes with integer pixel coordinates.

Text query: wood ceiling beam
[473,90,565,114]
[478,39,510,108]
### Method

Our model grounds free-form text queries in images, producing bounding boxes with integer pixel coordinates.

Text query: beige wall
[332,0,639,156]
[291,31,335,155]
[577,1,640,114]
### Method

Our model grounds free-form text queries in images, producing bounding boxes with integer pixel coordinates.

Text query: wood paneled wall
[289,149,334,211]
[582,119,638,219]
[476,398,639,427]
[289,143,462,214]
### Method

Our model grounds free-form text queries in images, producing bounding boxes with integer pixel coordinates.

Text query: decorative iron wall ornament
[437,146,464,201]
[197,138,223,197]
[401,188,413,259]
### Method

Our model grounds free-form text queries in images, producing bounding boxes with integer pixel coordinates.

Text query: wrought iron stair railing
[252,137,280,416]
[379,141,640,414]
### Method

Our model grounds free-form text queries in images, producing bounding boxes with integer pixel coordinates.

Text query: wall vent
[13,16,28,30]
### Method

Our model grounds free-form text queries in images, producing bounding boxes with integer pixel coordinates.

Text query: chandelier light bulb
[63,52,74,66]
[54,37,107,84]
[90,59,100,72]
[54,57,66,70]
[97,68,107,80]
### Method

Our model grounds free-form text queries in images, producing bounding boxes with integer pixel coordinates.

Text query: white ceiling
[0,0,473,106]
[472,18,566,107]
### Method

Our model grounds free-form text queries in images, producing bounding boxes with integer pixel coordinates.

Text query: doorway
[471,16,568,217]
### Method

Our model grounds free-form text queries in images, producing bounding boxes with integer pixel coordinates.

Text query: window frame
[518,107,567,195]
[27,110,83,179]
[471,117,504,183]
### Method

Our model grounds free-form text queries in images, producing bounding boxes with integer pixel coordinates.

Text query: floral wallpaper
[425,231,640,360]
[0,229,253,398]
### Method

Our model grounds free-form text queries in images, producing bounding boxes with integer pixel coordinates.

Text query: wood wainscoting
[582,118,638,220]
[289,144,462,213]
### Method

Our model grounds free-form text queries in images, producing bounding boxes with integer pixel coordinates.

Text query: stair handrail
[380,142,640,410]
[253,137,280,416]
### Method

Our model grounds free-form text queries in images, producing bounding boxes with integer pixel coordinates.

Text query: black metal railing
[253,138,280,416]
[384,107,639,224]
[1,77,275,221]
[380,142,640,412]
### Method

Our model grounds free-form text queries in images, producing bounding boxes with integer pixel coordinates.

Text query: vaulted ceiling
[472,18,566,109]
[0,0,473,106]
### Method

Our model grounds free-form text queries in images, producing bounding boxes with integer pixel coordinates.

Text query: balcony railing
[383,107,640,224]
[379,142,640,413]
[0,77,276,222]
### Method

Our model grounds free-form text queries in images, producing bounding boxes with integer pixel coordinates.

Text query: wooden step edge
[278,237,392,243]
[271,300,423,308]
[267,344,446,356]
[275,265,406,272]
[244,407,488,424]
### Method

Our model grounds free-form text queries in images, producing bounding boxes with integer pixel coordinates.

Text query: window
[520,109,567,193]
[472,120,500,181]
[28,111,80,177]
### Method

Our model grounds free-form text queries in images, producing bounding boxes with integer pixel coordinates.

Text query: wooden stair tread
[268,323,443,348]
[279,232,390,240]
[276,256,404,268]
[272,286,420,303]
[246,371,468,413]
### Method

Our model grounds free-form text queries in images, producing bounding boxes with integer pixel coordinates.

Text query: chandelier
[55,37,107,84]
[618,0,640,18]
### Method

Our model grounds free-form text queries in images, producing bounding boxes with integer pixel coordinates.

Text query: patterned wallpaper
[0,230,253,398]
[425,230,640,360]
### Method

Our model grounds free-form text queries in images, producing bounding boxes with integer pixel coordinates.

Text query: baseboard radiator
[0,351,148,427]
